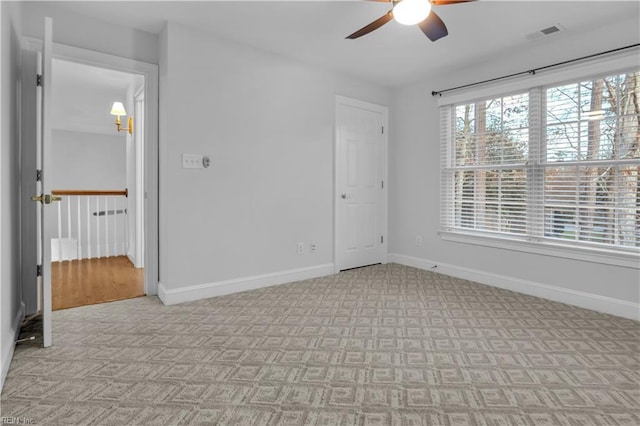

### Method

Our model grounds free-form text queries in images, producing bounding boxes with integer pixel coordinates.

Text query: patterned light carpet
[1,263,639,425]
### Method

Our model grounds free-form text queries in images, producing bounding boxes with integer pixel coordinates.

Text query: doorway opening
[20,31,159,347]
[49,59,146,310]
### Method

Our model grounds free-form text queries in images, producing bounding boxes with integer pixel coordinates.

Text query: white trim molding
[158,264,335,306]
[440,231,640,270]
[1,302,25,390]
[388,253,640,321]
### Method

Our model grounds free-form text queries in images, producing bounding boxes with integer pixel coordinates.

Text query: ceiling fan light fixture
[393,0,432,26]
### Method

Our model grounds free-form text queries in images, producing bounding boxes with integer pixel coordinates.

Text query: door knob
[31,194,62,204]
[341,193,347,199]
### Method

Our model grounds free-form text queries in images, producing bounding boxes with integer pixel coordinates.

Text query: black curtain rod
[431,43,640,97]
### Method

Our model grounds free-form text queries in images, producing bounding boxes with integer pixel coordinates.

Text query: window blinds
[542,73,639,248]
[440,71,640,253]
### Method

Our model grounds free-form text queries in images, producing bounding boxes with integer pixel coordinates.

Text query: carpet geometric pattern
[1,263,639,425]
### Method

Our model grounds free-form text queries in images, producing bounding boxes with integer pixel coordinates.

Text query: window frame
[438,52,640,269]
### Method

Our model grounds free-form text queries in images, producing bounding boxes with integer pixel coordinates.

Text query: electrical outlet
[297,242,304,255]
[309,243,317,254]
[416,235,423,247]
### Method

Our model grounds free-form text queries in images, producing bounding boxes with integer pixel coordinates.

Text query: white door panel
[362,203,376,248]
[335,97,387,271]
[346,204,359,251]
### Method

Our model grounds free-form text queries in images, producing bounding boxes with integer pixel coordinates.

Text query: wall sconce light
[110,101,133,134]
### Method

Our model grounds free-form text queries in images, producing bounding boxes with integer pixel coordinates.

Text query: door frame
[23,37,160,296]
[133,87,145,268]
[333,95,388,273]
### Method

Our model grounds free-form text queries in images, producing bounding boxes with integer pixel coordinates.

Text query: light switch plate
[182,154,204,169]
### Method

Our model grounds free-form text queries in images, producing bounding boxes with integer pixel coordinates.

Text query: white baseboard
[158,263,335,306]
[1,302,25,391]
[388,253,640,321]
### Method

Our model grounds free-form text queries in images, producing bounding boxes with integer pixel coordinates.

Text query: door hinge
[381,235,384,244]
[36,169,42,182]
[36,264,42,277]
[36,74,42,87]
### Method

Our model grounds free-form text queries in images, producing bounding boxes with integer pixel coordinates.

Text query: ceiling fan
[346,0,476,42]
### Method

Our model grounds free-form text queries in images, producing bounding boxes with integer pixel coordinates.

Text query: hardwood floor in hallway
[52,256,144,310]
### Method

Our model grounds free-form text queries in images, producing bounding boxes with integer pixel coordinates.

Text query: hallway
[52,256,144,310]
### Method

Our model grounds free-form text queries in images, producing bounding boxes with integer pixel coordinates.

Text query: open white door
[335,96,387,271]
[36,17,55,347]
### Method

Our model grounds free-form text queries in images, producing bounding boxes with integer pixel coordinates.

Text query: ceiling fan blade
[346,11,394,39]
[418,10,448,42]
[430,0,476,5]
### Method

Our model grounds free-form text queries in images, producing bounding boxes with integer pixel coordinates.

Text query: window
[441,70,640,259]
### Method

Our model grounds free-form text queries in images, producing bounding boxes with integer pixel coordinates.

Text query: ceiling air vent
[525,24,566,40]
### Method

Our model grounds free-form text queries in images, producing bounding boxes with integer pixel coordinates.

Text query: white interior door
[335,96,387,271]
[38,17,54,347]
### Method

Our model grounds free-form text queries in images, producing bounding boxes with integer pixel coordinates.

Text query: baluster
[87,196,91,259]
[110,197,114,257]
[96,196,101,258]
[122,196,127,255]
[106,196,110,257]
[113,197,120,256]
[125,196,128,255]
[67,195,72,240]
[124,195,129,256]
[119,197,122,254]
[57,198,62,261]
[77,196,81,260]
[66,196,72,260]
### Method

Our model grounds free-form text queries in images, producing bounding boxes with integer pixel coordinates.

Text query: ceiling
[48,1,640,87]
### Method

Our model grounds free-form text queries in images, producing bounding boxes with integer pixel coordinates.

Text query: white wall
[388,17,640,318]
[158,23,390,299]
[20,1,158,65]
[1,0,23,390]
[52,130,126,190]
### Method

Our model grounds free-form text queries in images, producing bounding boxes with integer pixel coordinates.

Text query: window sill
[439,231,640,269]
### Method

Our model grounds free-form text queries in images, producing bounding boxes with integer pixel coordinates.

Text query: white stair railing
[50,189,129,262]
